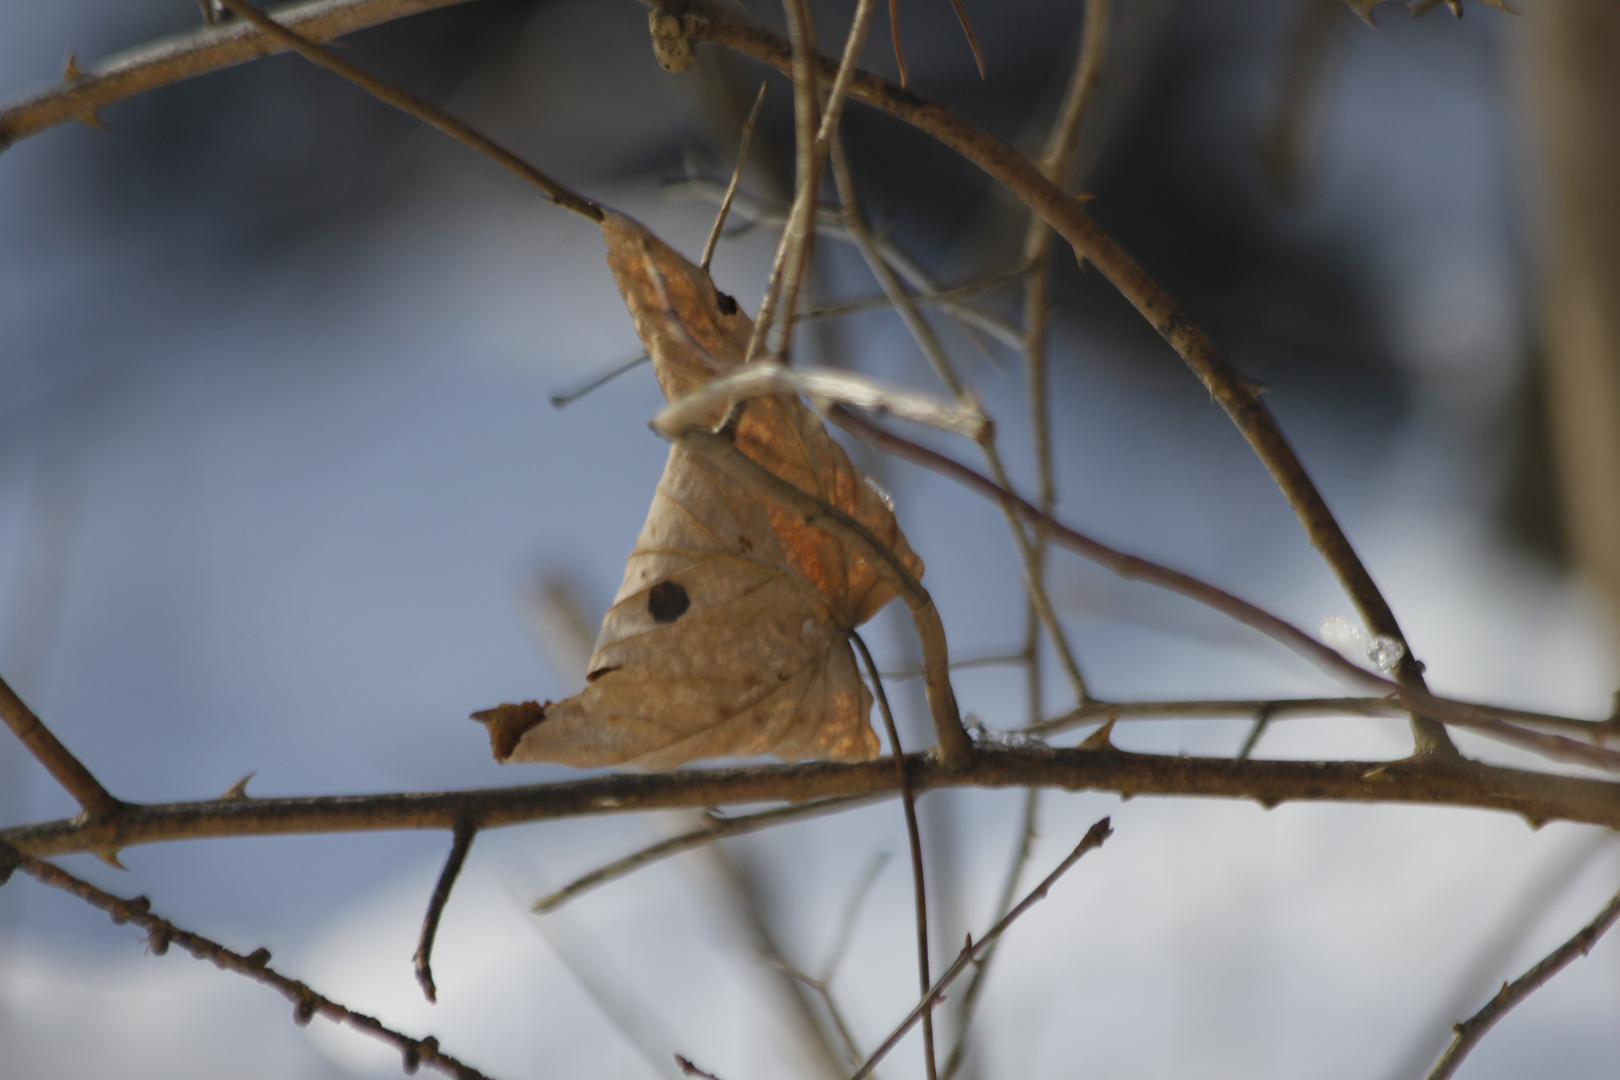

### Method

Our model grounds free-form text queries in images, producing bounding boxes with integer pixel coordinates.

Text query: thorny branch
[8,748,1620,861]
[3,847,493,1080]
[849,817,1115,1080]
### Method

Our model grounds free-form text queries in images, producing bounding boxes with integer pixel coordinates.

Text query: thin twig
[10,748,1620,860]
[828,137,1092,706]
[532,795,875,914]
[682,0,1458,756]
[800,265,1027,323]
[853,631,938,1080]
[413,820,477,1003]
[208,0,602,222]
[1236,704,1275,761]
[1387,828,1614,1080]
[826,408,1620,773]
[675,1055,724,1080]
[941,786,1040,1080]
[849,817,1114,1080]
[10,850,493,1080]
[662,178,1024,349]
[549,353,651,409]
[0,672,120,819]
[1426,879,1620,1080]
[704,842,849,1080]
[1020,0,1110,729]
[701,81,769,271]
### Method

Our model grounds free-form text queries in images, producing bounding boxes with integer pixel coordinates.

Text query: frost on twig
[1321,614,1407,674]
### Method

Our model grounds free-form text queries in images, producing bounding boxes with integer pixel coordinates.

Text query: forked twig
[413,819,477,1003]
[9,848,492,1080]
[848,817,1114,1080]
[941,785,1040,1080]
[1426,879,1620,1080]
[853,631,938,1080]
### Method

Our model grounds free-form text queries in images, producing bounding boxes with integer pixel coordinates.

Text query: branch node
[146,926,172,956]
[245,946,272,967]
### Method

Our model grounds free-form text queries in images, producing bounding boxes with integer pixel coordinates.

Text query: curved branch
[6,748,1620,860]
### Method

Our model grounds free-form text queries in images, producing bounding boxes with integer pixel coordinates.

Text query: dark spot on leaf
[647,580,691,623]
[738,535,753,554]
[715,291,738,316]
[586,665,620,683]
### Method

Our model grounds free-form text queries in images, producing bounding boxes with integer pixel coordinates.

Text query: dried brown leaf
[479,213,922,769]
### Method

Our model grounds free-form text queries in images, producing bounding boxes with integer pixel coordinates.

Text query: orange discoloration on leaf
[481,212,921,769]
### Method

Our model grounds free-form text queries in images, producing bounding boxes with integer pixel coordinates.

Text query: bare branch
[678,0,1458,756]
[1426,880,1620,1080]
[9,849,494,1080]
[849,817,1115,1080]
[0,672,120,819]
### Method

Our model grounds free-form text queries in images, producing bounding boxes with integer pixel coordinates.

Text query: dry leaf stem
[4,849,492,1080]
[678,0,1457,758]
[1425,880,1620,1080]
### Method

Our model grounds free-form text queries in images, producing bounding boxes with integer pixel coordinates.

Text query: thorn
[96,849,127,870]
[1444,0,1463,15]
[74,108,111,133]
[1345,0,1379,28]
[1079,718,1117,751]
[63,53,87,82]
[1523,815,1547,831]
[1256,796,1281,810]
[221,773,256,800]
